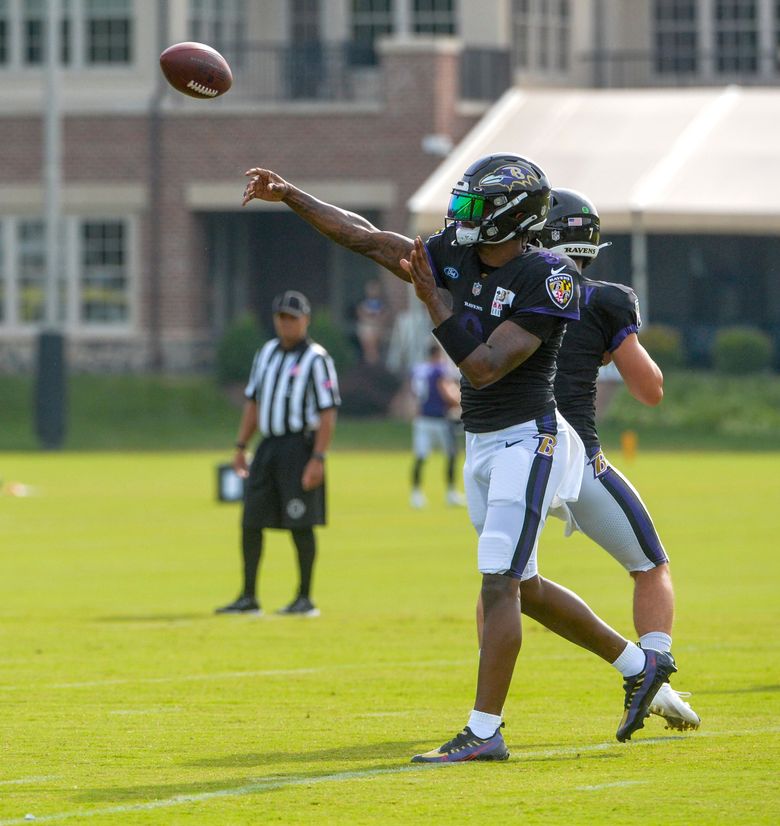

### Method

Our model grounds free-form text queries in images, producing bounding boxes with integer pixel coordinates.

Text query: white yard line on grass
[0,659,478,692]
[0,778,59,788]
[576,780,647,791]
[0,728,776,826]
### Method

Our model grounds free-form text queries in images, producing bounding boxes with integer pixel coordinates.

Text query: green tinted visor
[447,191,486,222]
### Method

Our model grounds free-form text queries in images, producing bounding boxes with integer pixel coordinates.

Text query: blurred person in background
[216,290,340,618]
[242,156,676,762]
[409,342,465,508]
[355,278,388,365]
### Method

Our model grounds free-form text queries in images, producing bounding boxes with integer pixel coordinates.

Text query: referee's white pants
[464,410,584,580]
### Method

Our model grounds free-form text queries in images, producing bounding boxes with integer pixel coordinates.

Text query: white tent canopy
[409,86,780,236]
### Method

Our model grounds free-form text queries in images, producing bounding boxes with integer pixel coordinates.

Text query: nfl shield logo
[472,282,482,296]
[545,272,574,309]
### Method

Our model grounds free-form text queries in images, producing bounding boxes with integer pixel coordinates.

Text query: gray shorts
[555,446,668,572]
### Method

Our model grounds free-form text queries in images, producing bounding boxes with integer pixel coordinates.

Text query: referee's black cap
[272,290,311,317]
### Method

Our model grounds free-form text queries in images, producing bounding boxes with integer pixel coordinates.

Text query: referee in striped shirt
[216,290,340,617]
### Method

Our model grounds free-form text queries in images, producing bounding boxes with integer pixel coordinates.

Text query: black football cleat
[276,596,320,617]
[214,595,262,615]
[411,725,509,763]
[616,649,678,742]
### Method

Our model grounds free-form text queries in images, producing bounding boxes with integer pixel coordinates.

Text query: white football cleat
[649,682,701,731]
[410,489,426,509]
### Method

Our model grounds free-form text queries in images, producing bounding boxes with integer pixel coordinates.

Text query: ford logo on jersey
[443,266,460,280]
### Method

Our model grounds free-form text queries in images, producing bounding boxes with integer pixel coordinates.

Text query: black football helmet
[537,188,609,265]
[446,153,551,246]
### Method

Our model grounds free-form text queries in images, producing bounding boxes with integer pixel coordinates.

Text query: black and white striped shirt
[244,338,341,437]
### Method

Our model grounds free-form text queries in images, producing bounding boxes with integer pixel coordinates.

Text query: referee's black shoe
[214,595,262,615]
[276,596,320,617]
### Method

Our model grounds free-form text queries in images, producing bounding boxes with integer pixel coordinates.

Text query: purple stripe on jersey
[523,306,580,321]
[510,452,553,577]
[608,324,639,353]
[600,466,668,565]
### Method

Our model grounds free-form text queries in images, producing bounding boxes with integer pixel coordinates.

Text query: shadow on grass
[74,735,666,804]
[694,684,780,695]
[93,613,209,623]
[185,739,426,769]
[76,751,424,804]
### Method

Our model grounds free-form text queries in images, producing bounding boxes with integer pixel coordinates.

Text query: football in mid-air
[159,42,232,99]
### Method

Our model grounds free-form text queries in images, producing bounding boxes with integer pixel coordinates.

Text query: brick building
[2,0,779,371]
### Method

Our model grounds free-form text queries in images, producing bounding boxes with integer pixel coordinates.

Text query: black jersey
[426,225,580,433]
[554,278,640,448]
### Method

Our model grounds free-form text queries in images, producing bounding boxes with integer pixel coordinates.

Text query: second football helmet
[446,154,551,246]
[538,188,609,265]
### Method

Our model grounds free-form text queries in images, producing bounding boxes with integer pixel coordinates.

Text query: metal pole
[148,0,169,370]
[44,0,62,327]
[630,210,649,323]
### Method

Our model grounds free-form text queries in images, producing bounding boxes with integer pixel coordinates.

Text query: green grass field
[1,449,779,825]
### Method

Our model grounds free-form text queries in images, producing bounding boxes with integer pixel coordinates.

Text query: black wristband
[235,441,247,450]
[311,452,326,462]
[432,315,482,365]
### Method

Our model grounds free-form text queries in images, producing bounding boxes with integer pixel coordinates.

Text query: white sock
[639,632,672,653]
[467,709,502,739]
[611,642,646,677]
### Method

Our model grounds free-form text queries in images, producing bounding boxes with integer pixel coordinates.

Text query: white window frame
[653,0,699,75]
[511,0,570,76]
[713,0,759,75]
[411,0,457,35]
[0,0,133,71]
[0,214,136,336]
[187,0,245,66]
[75,216,135,330]
[350,0,394,63]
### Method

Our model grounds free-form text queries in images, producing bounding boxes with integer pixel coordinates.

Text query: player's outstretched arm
[243,167,414,282]
[611,333,663,405]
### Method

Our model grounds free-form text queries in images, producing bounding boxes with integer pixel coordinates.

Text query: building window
[188,0,245,66]
[512,0,530,69]
[21,0,72,66]
[23,0,44,64]
[350,0,393,65]
[0,216,131,329]
[81,221,128,323]
[776,0,780,71]
[511,0,569,73]
[0,1,8,66]
[653,0,698,74]
[714,0,758,74]
[86,0,132,65]
[412,0,456,35]
[18,220,45,324]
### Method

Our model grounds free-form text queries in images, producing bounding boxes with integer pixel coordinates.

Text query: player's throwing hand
[243,168,289,205]
[401,236,436,304]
